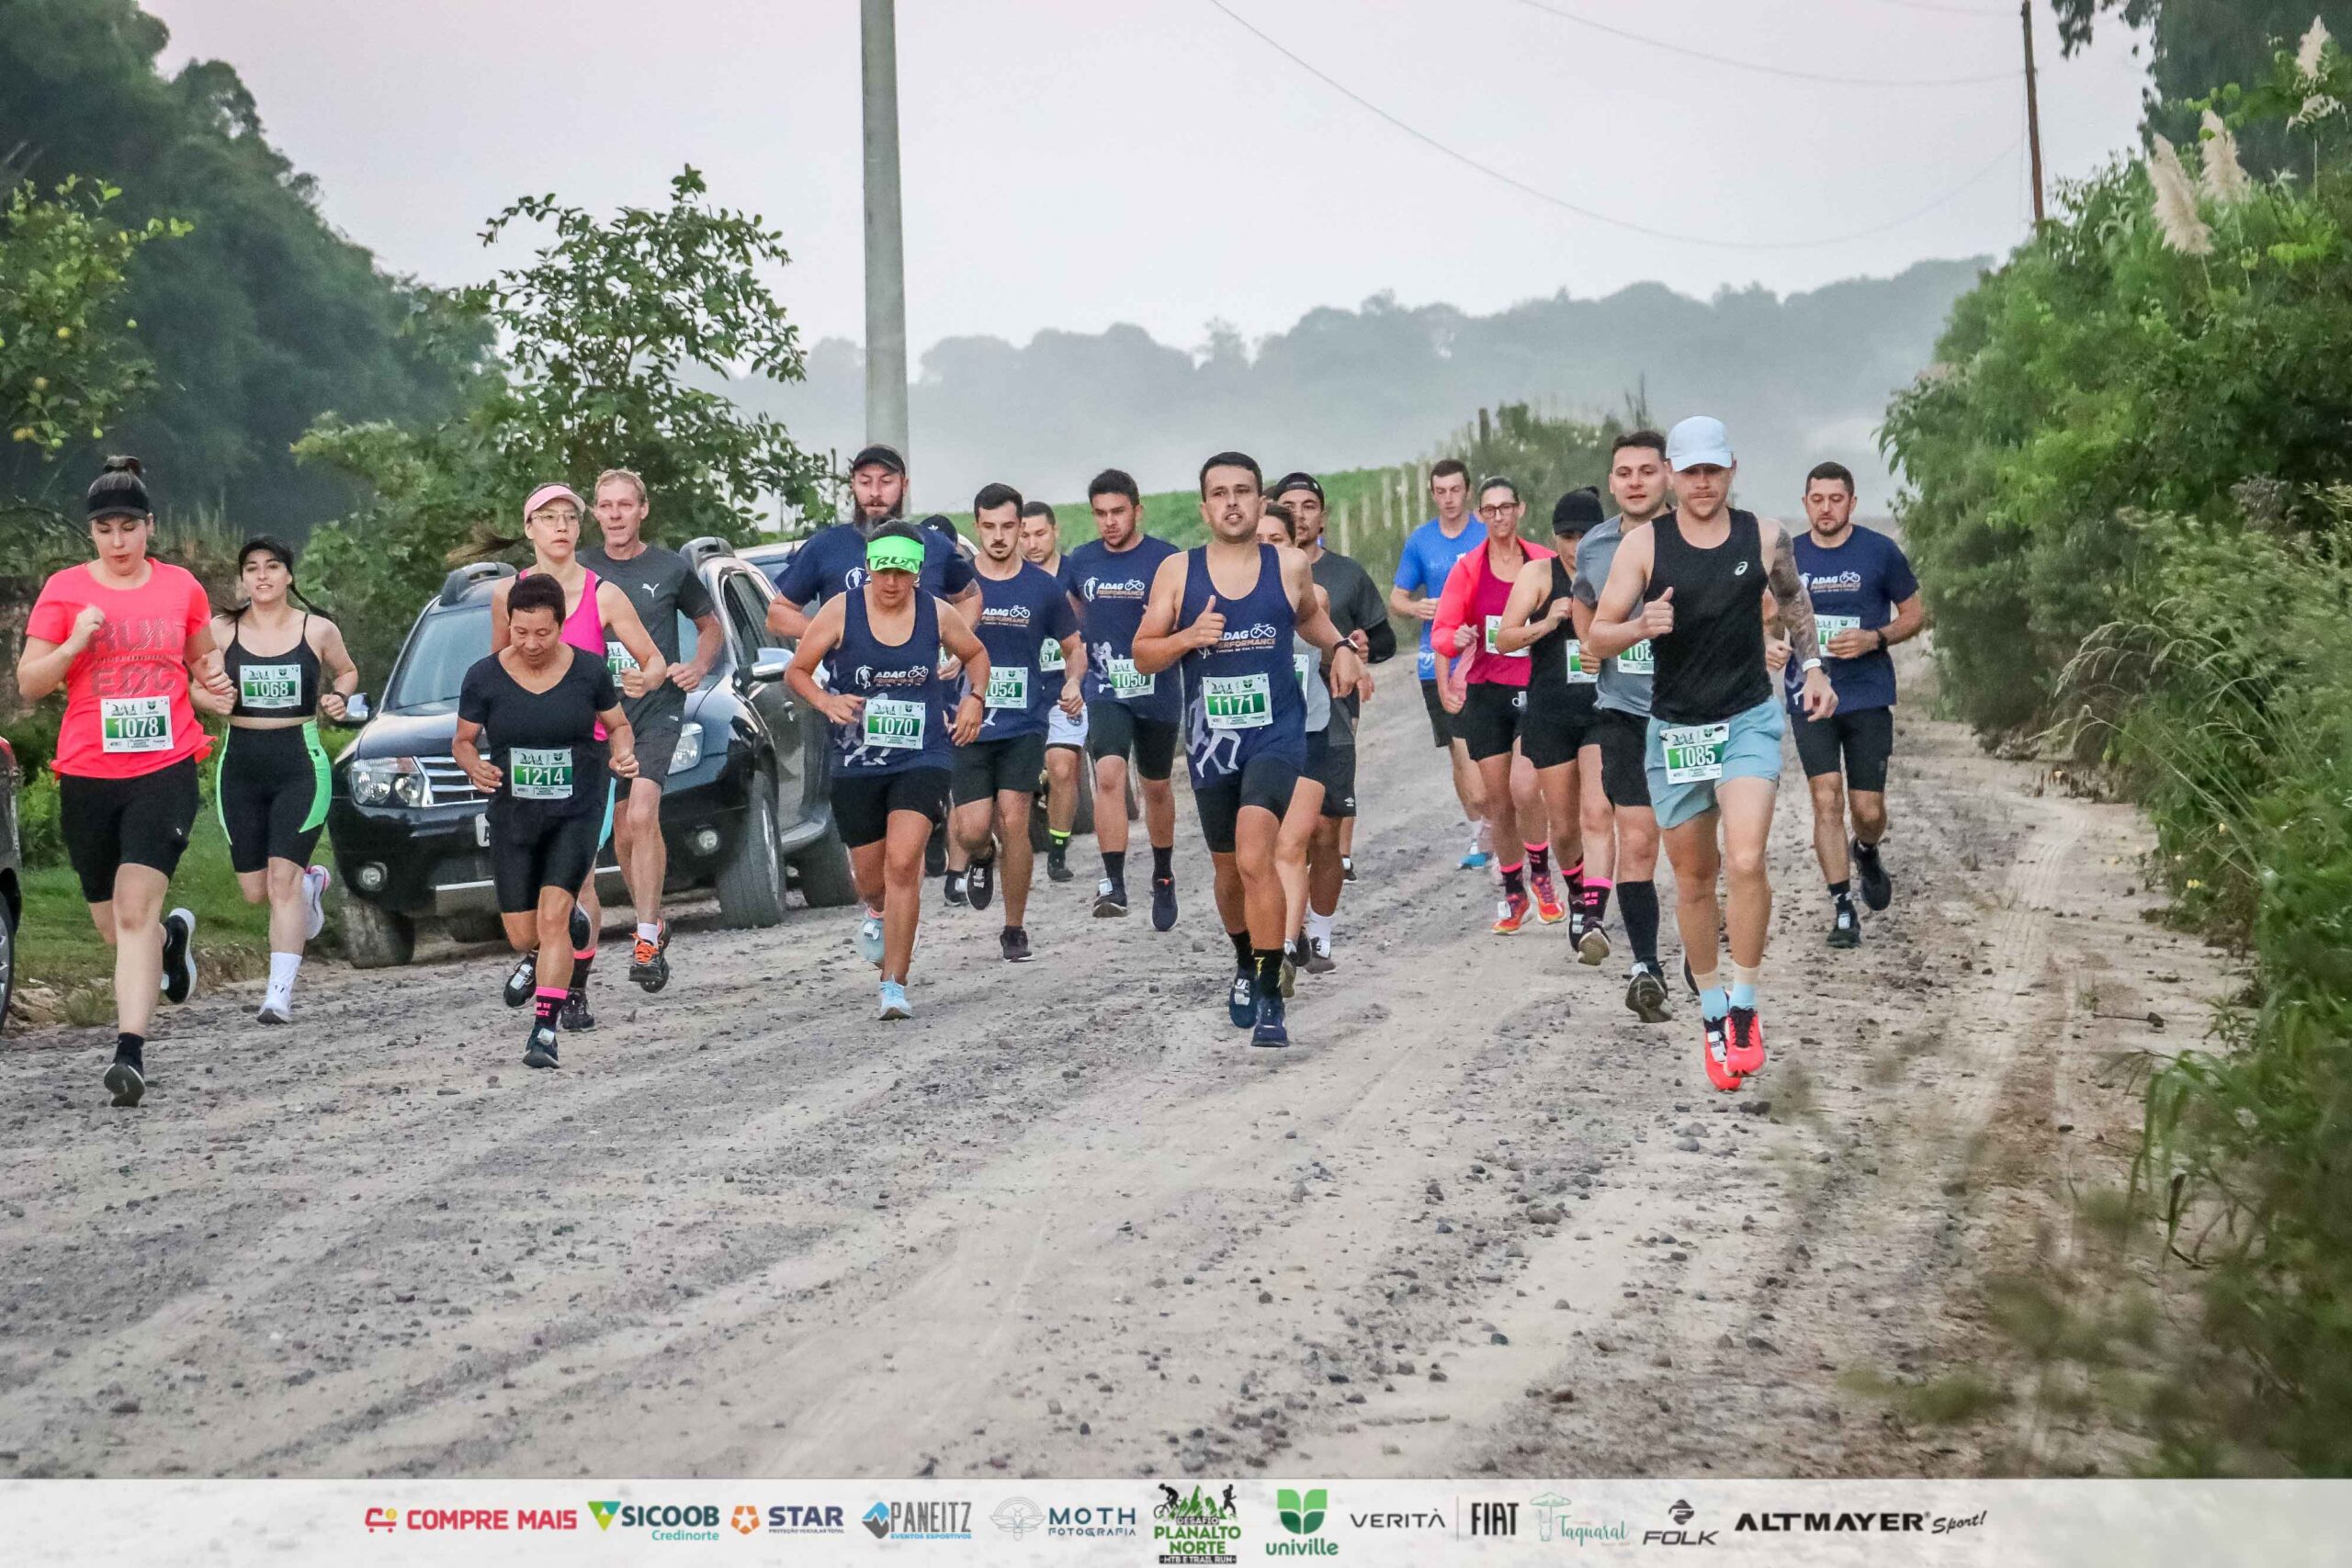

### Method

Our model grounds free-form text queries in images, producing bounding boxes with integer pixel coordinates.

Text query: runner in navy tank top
[786,522,990,1022]
[1133,452,1364,1049]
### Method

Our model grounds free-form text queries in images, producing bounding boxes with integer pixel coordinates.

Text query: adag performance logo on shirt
[1082,575,1148,603]
[1801,570,1865,596]
[1213,622,1284,655]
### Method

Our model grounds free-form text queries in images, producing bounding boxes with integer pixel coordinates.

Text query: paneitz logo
[588,1500,622,1531]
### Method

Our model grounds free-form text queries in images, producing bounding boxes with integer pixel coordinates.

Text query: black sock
[114,1032,143,1069]
[1229,929,1252,969]
[1501,864,1526,896]
[1049,829,1071,847]
[1152,845,1173,880]
[569,953,593,998]
[1828,879,1852,904]
[1103,851,1126,884]
[1619,879,1660,966]
[1253,948,1284,997]
[1528,843,1550,875]
[1854,839,1882,861]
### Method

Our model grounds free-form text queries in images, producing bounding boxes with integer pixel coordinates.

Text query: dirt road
[0,652,2228,1481]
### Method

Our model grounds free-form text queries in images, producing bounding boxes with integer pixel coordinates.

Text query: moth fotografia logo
[1270,1488,1337,1558]
[991,1496,1046,1538]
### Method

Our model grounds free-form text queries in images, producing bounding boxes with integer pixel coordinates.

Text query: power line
[1203,0,2025,253]
[1504,0,2018,88]
[1854,0,2012,18]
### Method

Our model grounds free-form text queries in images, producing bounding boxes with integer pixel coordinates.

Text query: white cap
[1666,416,1735,472]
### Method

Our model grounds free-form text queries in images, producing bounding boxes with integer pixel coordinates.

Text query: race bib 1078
[100,695,172,754]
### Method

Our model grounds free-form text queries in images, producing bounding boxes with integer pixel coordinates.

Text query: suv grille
[418,755,487,807]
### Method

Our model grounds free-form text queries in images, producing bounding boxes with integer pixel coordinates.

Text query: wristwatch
[1874,628,1889,651]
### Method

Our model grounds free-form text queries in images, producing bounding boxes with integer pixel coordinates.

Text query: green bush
[17,769,62,871]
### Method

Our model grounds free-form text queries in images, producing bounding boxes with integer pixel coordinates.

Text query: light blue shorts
[1645,696,1785,830]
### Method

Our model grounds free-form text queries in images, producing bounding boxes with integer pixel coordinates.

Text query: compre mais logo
[363,1508,398,1534]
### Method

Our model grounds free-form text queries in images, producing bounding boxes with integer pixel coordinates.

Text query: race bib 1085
[1658,721,1729,785]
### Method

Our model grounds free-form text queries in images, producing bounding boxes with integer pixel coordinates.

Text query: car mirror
[343,693,373,722]
[751,652,792,683]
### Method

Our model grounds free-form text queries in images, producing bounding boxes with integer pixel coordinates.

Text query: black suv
[0,735,19,1031]
[326,539,854,967]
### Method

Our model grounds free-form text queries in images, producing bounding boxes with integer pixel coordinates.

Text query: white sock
[1306,908,1335,942]
[636,921,660,943]
[269,951,301,994]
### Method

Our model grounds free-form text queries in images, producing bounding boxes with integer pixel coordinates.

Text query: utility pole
[861,0,910,460]
[2022,1,2041,223]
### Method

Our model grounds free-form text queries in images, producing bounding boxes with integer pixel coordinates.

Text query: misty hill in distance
[727,257,1985,517]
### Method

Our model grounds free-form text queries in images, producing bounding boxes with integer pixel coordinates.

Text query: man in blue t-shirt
[763,444,979,640]
[1387,458,1490,867]
[1784,461,1924,949]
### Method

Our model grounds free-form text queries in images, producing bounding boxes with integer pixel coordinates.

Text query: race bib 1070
[863,695,926,750]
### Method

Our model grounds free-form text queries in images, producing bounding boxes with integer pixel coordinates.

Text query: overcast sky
[148,0,2153,356]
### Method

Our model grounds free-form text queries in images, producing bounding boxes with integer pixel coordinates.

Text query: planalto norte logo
[1155,1482,1242,1565]
[1270,1487,1337,1557]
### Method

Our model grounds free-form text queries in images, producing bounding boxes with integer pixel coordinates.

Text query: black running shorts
[1594,707,1653,810]
[952,731,1047,807]
[216,723,331,874]
[629,712,683,785]
[1193,753,1303,855]
[832,766,951,850]
[59,756,201,904]
[1419,678,1469,750]
[491,808,602,915]
[1793,705,1895,795]
[1521,682,1600,771]
[1458,682,1528,763]
[1084,700,1178,782]
[1311,740,1356,819]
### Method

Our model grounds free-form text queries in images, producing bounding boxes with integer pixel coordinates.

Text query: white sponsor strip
[0,1478,2341,1566]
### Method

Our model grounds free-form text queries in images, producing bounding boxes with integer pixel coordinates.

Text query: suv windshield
[383,604,707,715]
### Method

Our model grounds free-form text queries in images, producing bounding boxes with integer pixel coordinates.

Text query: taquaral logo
[1269,1488,1335,1557]
[1530,1492,1629,1546]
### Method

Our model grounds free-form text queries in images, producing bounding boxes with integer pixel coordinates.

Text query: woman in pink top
[1431,477,1556,933]
[15,457,235,1107]
[485,482,666,1032]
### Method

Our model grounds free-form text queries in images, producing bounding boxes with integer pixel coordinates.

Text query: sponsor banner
[0,1478,2341,1565]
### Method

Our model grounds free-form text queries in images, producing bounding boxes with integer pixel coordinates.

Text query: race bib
[1105,656,1156,700]
[1295,652,1315,700]
[1816,615,1863,657]
[1203,672,1272,730]
[510,746,574,800]
[238,662,302,710]
[863,695,926,750]
[1613,639,1656,677]
[1564,638,1597,685]
[1658,722,1729,785]
[100,695,172,755]
[984,665,1029,710]
[1484,615,1529,660]
[1039,636,1066,673]
[606,639,639,682]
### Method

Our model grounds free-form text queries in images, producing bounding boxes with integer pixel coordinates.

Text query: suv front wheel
[343,897,416,969]
[715,766,788,929]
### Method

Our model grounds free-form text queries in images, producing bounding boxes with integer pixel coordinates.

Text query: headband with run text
[865,534,926,574]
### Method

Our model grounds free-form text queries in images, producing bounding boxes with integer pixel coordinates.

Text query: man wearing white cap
[1585,417,1835,1095]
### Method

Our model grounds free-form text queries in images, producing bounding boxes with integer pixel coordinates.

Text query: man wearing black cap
[764,444,979,642]
[1271,471,1394,970]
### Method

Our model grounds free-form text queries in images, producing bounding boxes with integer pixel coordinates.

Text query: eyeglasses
[1477,502,1521,519]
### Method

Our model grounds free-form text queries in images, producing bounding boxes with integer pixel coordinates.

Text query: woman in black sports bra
[209,536,359,1026]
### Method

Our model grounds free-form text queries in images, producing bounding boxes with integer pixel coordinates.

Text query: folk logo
[1278,1490,1328,1535]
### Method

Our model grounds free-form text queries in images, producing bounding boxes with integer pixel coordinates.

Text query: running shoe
[1150,874,1177,931]
[1227,971,1256,1029]
[1855,841,1893,911]
[856,908,886,966]
[1726,1006,1767,1076]
[104,1046,145,1108]
[1046,841,1073,883]
[1093,877,1128,918]
[560,991,596,1032]
[877,979,912,1021]
[1000,925,1033,963]
[503,952,537,1008]
[1702,1014,1743,1093]
[630,931,672,992]
[1305,935,1336,975]
[1460,841,1492,872]
[256,987,292,1027]
[1530,864,1566,924]
[523,1025,561,1070]
[1341,855,1356,883]
[1625,963,1672,1023]
[944,870,968,908]
[1828,900,1860,950]
[967,855,995,911]
[301,864,331,942]
[1576,913,1612,965]
[1251,987,1289,1048]
[160,908,197,1005]
[1491,889,1532,934]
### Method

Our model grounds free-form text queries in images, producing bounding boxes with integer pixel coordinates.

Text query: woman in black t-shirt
[455,573,638,1069]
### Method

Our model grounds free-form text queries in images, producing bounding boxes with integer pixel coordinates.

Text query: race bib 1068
[1203,672,1273,730]
[1658,721,1729,785]
[862,695,926,750]
[238,662,302,710]
[510,746,574,800]
[984,665,1029,710]
[1105,657,1155,700]
[100,695,172,754]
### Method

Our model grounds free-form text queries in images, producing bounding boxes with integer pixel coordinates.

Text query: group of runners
[17,417,1920,1100]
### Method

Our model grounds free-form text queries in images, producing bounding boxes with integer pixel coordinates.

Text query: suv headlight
[666,722,705,776]
[350,756,429,807]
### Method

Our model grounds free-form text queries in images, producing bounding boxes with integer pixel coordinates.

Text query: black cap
[87,456,151,522]
[918,513,960,540]
[849,444,906,476]
[1269,471,1324,503]
[1551,486,1605,536]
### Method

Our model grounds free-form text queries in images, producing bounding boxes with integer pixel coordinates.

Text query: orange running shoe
[629,928,672,993]
[1491,889,1532,934]
[1702,1014,1744,1092]
[1529,863,1567,924]
[1725,1005,1766,1076]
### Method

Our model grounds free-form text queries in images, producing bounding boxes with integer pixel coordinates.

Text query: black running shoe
[503,953,537,1008]
[1626,964,1672,1023]
[560,991,596,1032]
[523,1025,560,1069]
[1227,970,1256,1029]
[104,1050,145,1108]
[1855,841,1893,911]
[1341,856,1356,883]
[1828,899,1861,950]
[629,937,671,992]
[967,854,995,911]
[944,870,968,908]
[1093,877,1128,918]
[1046,841,1073,883]
[1150,874,1177,931]
[1251,987,1289,1048]
[1000,925,1033,963]
[160,908,197,1005]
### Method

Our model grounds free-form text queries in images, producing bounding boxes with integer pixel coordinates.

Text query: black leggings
[60,758,201,904]
[216,722,331,874]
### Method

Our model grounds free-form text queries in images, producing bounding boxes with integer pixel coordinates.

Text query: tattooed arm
[1764,518,1837,720]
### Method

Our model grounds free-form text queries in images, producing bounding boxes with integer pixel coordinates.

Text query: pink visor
[522,482,584,522]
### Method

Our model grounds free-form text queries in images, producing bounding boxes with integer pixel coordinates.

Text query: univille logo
[588,1501,622,1532]
[1279,1491,1328,1535]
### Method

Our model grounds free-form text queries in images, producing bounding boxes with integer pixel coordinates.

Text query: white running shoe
[256,985,292,1027]
[301,865,331,942]
[856,908,887,966]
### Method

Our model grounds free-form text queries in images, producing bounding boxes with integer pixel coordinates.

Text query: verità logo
[1270,1488,1336,1557]
[588,1501,621,1532]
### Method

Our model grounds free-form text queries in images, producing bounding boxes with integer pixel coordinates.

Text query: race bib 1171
[1203,673,1272,730]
